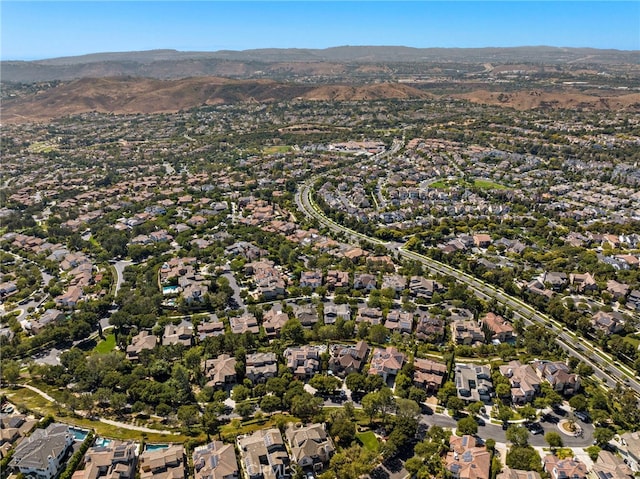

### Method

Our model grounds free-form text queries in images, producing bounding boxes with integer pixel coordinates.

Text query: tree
[568,394,588,412]
[345,372,367,393]
[177,404,200,430]
[395,398,421,422]
[446,396,465,417]
[362,392,379,423]
[593,427,615,447]
[320,444,376,479]
[368,324,388,344]
[519,404,537,422]
[544,431,563,450]
[235,401,255,419]
[330,417,356,447]
[506,425,529,447]
[260,395,282,413]
[1,360,20,384]
[281,318,305,344]
[290,392,322,421]
[457,416,478,435]
[506,446,542,472]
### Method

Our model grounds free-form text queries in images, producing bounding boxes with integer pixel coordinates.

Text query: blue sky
[2,1,638,60]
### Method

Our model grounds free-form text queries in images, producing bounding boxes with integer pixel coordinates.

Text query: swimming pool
[162,285,180,295]
[69,426,89,442]
[145,444,169,452]
[94,437,112,447]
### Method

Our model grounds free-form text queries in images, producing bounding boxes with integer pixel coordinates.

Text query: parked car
[574,411,591,423]
[526,422,544,435]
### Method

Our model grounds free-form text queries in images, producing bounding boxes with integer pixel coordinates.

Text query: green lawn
[94,334,116,354]
[356,431,379,452]
[263,145,293,154]
[473,179,508,190]
[4,386,193,443]
[429,178,508,190]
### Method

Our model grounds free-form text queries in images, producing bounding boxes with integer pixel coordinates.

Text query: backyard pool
[162,285,180,295]
[69,426,89,442]
[145,444,169,452]
[94,437,112,447]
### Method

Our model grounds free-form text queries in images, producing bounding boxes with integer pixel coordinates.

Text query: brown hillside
[452,89,640,112]
[1,77,432,123]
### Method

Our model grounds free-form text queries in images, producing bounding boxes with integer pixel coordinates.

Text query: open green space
[3,386,192,443]
[263,145,293,154]
[356,431,379,452]
[94,333,116,354]
[429,178,508,190]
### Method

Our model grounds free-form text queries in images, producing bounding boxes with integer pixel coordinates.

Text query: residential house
[481,313,515,343]
[343,247,368,262]
[328,340,369,376]
[55,285,84,309]
[9,423,74,479]
[628,290,640,311]
[591,450,634,479]
[0,414,37,451]
[445,435,491,479]
[139,445,185,479]
[204,354,238,388]
[618,431,640,472]
[262,303,289,339]
[543,272,569,291]
[570,273,598,293]
[325,270,349,290]
[455,363,493,403]
[413,358,447,394]
[543,455,587,479]
[246,353,278,383]
[497,468,542,479]
[473,234,492,248]
[292,304,319,327]
[245,260,286,300]
[452,319,485,345]
[606,280,630,300]
[409,276,443,300]
[197,318,225,341]
[356,307,383,326]
[384,310,413,335]
[162,321,193,347]
[284,345,326,379]
[126,331,158,361]
[237,429,289,479]
[71,441,137,479]
[30,309,65,334]
[381,274,407,295]
[323,302,350,325]
[230,314,260,335]
[0,281,18,299]
[285,423,335,472]
[532,360,580,395]
[415,312,445,343]
[591,311,625,335]
[369,346,406,383]
[300,271,322,289]
[498,361,541,405]
[353,273,377,291]
[193,441,239,479]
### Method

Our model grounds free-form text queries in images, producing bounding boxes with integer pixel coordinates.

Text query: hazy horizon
[2,1,639,61]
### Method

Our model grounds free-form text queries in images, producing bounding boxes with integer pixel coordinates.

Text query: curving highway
[295,181,640,397]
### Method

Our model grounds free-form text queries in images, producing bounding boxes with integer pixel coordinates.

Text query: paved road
[113,260,133,297]
[221,264,245,310]
[295,182,640,397]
